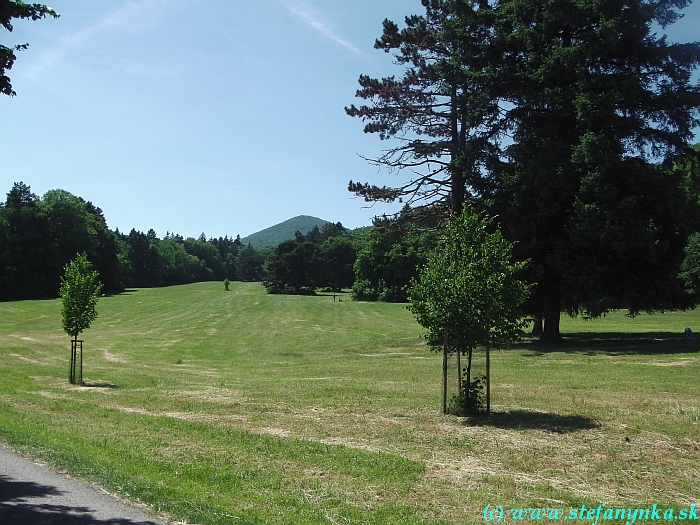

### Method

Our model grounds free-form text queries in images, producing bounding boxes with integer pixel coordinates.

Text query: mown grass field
[1,281,699,524]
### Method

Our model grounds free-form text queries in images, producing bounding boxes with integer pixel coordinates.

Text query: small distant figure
[224,278,230,291]
[684,327,695,348]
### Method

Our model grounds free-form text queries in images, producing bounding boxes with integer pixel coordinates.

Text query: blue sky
[2,1,699,239]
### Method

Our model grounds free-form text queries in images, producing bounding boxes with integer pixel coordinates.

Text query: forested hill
[240,215,329,249]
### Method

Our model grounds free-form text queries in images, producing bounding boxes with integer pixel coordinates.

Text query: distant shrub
[351,279,377,301]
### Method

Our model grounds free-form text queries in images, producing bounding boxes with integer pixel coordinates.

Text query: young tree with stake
[60,253,101,384]
[408,208,530,414]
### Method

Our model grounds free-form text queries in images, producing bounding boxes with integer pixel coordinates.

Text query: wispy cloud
[26,0,173,78]
[281,1,362,55]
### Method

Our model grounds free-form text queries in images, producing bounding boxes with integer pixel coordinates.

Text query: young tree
[1,1,58,96]
[59,253,102,384]
[408,208,530,414]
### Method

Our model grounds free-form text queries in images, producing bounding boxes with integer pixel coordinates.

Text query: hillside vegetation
[1,282,699,524]
[240,215,329,249]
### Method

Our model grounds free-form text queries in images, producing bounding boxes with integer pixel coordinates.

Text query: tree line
[0,181,438,302]
[0,182,268,300]
[0,182,366,301]
[4,167,700,311]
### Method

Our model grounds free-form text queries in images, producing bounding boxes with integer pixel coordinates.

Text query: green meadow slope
[1,282,699,524]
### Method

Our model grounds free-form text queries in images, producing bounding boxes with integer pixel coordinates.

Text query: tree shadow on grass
[103,289,138,298]
[514,332,699,357]
[79,382,116,389]
[463,410,601,433]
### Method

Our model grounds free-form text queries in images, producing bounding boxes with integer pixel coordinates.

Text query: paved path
[0,445,168,525]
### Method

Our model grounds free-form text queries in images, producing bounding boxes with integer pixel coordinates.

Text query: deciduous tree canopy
[263,224,357,295]
[1,0,58,96]
[59,253,101,340]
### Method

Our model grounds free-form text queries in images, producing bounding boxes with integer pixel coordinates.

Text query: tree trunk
[449,83,464,215]
[69,334,78,384]
[466,345,473,403]
[531,313,543,336]
[541,305,562,342]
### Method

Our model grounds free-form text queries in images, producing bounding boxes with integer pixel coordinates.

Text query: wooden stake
[456,346,462,394]
[442,328,448,414]
[486,341,491,414]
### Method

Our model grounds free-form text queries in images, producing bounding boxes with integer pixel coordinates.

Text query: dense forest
[263,223,356,294]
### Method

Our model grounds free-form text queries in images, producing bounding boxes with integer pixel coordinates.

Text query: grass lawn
[1,281,698,524]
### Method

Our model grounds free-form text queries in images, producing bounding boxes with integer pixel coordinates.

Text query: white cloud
[25,0,173,78]
[281,1,362,55]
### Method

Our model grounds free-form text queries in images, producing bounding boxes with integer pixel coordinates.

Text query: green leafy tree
[126,229,163,287]
[156,238,202,285]
[183,237,223,279]
[408,208,530,414]
[208,235,242,280]
[60,253,102,340]
[352,226,436,302]
[1,1,58,96]
[319,236,356,291]
[679,232,700,298]
[41,189,123,294]
[0,184,123,299]
[319,222,348,241]
[59,253,102,384]
[263,240,321,295]
[0,182,50,299]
